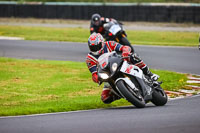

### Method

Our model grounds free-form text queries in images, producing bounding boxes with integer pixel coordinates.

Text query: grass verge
[0,25,198,47]
[0,57,187,116]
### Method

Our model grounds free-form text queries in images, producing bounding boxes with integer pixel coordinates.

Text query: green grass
[0,25,89,42]
[0,25,198,47]
[0,57,187,116]
[127,30,198,47]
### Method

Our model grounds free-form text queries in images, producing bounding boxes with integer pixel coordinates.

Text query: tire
[120,37,134,52]
[151,86,168,106]
[116,80,145,108]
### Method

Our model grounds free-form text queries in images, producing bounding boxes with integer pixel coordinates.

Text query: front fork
[115,33,126,43]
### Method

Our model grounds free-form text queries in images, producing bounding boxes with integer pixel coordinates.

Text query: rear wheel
[151,86,168,106]
[116,80,145,108]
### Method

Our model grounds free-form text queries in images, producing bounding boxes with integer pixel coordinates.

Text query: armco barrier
[0,2,200,23]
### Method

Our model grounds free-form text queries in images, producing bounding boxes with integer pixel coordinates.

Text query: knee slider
[101,96,114,104]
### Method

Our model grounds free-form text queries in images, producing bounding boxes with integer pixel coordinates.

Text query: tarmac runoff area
[166,74,200,100]
[0,18,200,32]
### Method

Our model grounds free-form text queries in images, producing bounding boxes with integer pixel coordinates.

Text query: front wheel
[151,86,168,106]
[116,80,145,108]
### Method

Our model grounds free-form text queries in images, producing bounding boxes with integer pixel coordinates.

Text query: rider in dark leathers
[90,13,134,52]
[90,13,118,38]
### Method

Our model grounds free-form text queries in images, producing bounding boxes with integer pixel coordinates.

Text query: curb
[165,74,200,100]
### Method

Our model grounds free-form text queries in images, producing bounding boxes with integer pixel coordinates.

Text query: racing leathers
[90,17,116,37]
[86,41,157,104]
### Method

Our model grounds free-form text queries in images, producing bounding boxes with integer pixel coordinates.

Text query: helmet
[91,13,101,26]
[88,33,104,54]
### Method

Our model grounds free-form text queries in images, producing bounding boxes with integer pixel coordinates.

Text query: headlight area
[111,63,118,72]
[99,73,109,80]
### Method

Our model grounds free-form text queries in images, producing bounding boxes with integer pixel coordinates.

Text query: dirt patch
[67,88,101,98]
[26,94,60,103]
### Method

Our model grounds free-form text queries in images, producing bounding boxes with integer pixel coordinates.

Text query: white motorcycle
[97,51,168,108]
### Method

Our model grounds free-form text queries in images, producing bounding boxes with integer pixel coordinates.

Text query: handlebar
[121,55,131,61]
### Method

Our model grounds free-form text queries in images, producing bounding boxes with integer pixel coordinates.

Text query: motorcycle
[97,51,168,108]
[103,20,134,52]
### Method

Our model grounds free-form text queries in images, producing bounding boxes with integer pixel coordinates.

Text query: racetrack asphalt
[0,40,199,75]
[0,95,200,133]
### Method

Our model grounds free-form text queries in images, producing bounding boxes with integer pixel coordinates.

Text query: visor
[89,42,102,52]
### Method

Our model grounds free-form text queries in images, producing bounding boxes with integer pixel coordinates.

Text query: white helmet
[88,33,104,54]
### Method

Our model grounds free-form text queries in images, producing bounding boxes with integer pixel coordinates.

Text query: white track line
[0,36,24,40]
[0,108,104,119]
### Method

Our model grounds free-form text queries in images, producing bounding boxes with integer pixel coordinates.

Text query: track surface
[0,96,200,133]
[0,40,199,75]
[0,40,200,133]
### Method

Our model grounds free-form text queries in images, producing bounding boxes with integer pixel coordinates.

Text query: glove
[92,72,99,83]
[122,46,131,61]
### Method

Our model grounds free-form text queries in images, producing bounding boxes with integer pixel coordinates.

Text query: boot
[142,66,159,81]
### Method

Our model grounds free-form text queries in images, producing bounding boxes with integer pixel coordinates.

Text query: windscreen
[98,52,115,69]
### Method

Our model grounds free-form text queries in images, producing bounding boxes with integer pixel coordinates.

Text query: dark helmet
[88,33,104,54]
[91,13,101,26]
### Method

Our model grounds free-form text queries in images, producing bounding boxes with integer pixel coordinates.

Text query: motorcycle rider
[86,33,159,104]
[90,13,118,37]
[90,13,134,52]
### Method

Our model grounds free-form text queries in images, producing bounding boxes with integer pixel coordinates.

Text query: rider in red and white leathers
[86,33,159,104]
